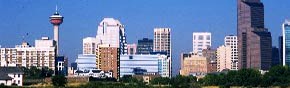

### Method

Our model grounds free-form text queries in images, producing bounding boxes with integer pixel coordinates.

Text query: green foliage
[150,77,170,85]
[21,66,54,79]
[81,81,150,88]
[170,75,198,88]
[201,66,290,87]
[261,65,290,87]
[52,75,67,87]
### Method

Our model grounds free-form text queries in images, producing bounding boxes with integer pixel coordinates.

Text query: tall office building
[83,37,96,55]
[154,28,171,56]
[225,35,238,70]
[137,38,153,54]
[282,20,290,66]
[154,28,171,77]
[127,44,137,55]
[192,32,211,55]
[272,47,280,66]
[279,36,283,65]
[96,18,127,55]
[217,45,232,72]
[49,7,63,55]
[96,44,120,79]
[237,0,272,70]
[0,37,56,70]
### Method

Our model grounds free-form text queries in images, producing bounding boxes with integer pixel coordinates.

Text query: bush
[52,75,67,87]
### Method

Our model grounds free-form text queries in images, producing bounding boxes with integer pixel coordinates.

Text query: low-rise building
[120,54,171,78]
[0,67,24,86]
[180,52,209,77]
[74,69,113,78]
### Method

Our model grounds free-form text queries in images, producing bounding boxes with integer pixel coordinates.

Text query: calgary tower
[50,6,63,55]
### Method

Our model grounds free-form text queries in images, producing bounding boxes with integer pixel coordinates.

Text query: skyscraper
[137,38,153,54]
[96,18,127,55]
[225,35,238,70]
[282,20,290,66]
[153,28,171,77]
[192,32,211,55]
[49,7,63,55]
[154,28,171,56]
[279,36,283,65]
[237,0,272,70]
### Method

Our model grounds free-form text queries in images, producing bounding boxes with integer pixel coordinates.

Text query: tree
[52,75,67,87]
[150,77,170,85]
[170,75,197,88]
[261,65,290,87]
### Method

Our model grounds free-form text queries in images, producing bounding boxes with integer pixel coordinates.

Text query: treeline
[200,65,290,87]
[77,66,290,88]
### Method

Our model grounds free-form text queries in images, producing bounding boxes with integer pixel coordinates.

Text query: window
[206,35,210,40]
[18,74,20,78]
[198,35,203,40]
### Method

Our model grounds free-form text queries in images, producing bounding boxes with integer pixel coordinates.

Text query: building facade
[202,48,217,73]
[217,45,232,72]
[192,32,211,55]
[0,67,24,86]
[127,44,137,55]
[237,0,272,70]
[96,44,120,79]
[96,18,127,55]
[83,37,96,55]
[224,35,238,70]
[0,37,56,70]
[153,28,171,77]
[282,20,290,66]
[120,54,170,78]
[153,28,171,56]
[137,38,153,54]
[75,54,96,70]
[180,53,209,76]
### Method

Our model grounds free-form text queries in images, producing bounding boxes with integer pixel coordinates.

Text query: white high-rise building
[96,18,127,55]
[282,20,290,66]
[153,28,171,57]
[153,28,172,77]
[217,45,232,72]
[192,32,211,55]
[0,37,56,70]
[224,35,238,70]
[83,37,96,55]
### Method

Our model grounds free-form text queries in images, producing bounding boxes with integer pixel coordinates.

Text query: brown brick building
[96,44,120,79]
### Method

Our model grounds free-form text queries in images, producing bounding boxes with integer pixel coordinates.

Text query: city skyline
[0,0,289,75]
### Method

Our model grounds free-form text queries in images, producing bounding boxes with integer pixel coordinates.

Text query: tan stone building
[96,44,120,79]
[180,53,208,76]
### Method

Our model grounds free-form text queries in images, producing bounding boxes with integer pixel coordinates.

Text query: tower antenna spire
[56,5,58,12]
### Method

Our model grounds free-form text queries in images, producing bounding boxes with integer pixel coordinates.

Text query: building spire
[55,5,59,15]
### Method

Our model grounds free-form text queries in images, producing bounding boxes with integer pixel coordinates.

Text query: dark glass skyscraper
[237,0,272,70]
[137,38,153,54]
